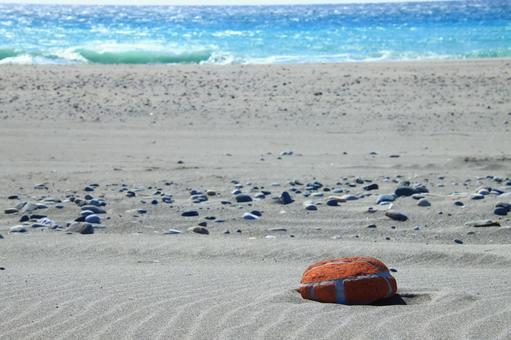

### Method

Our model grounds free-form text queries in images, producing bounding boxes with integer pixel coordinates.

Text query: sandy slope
[1,60,511,339]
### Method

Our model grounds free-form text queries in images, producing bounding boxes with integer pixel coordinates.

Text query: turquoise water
[0,1,510,64]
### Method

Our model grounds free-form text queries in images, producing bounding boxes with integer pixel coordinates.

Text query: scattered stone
[417,198,431,207]
[465,220,501,228]
[279,191,294,204]
[385,211,408,222]
[494,207,509,216]
[376,194,396,204]
[454,201,464,207]
[243,212,260,220]
[304,202,318,211]
[4,208,18,214]
[454,239,463,244]
[181,210,199,217]
[81,205,106,214]
[7,195,19,200]
[268,228,287,232]
[10,225,27,233]
[363,183,379,191]
[164,229,182,235]
[394,187,416,197]
[367,224,377,229]
[328,196,347,203]
[326,199,339,206]
[67,222,94,234]
[470,194,484,200]
[189,226,209,235]
[85,214,101,224]
[235,194,252,203]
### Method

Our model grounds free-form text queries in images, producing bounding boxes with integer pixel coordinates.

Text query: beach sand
[1,59,511,339]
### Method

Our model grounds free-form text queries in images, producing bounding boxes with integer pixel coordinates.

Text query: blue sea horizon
[0,0,510,64]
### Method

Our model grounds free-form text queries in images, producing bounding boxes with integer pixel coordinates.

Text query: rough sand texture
[1,60,511,339]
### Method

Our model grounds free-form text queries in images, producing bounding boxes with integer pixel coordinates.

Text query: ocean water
[0,1,510,64]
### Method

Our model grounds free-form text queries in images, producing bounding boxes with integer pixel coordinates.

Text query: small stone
[198,221,208,227]
[328,196,347,203]
[137,209,147,214]
[304,203,318,211]
[326,199,339,206]
[81,205,106,214]
[454,239,463,244]
[417,198,431,207]
[470,194,484,200]
[126,191,136,197]
[394,187,416,197]
[164,229,182,235]
[279,191,294,205]
[67,222,94,234]
[10,225,27,233]
[363,183,379,191]
[85,214,101,224]
[367,224,377,229]
[181,210,199,217]
[385,211,408,222]
[494,207,509,216]
[268,228,287,232]
[84,186,95,192]
[235,194,252,203]
[4,208,18,214]
[465,220,500,227]
[189,226,209,235]
[376,194,396,204]
[243,212,260,220]
[8,195,19,200]
[454,201,464,206]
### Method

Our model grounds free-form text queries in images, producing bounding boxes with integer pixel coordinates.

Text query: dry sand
[1,59,511,339]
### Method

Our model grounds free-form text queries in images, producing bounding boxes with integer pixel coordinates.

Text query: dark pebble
[385,211,408,222]
[235,194,252,203]
[181,210,199,217]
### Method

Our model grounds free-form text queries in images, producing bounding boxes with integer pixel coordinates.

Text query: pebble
[85,214,101,224]
[304,202,318,211]
[494,207,509,216]
[8,195,19,200]
[465,220,501,227]
[10,225,27,233]
[81,205,106,214]
[454,239,464,244]
[341,194,358,201]
[243,212,260,220]
[4,208,18,214]
[181,210,199,217]
[394,186,416,197]
[67,222,94,234]
[417,198,431,207]
[367,224,377,229]
[328,196,347,203]
[189,226,209,235]
[470,194,484,200]
[164,229,182,235]
[235,194,252,203]
[279,191,294,205]
[0,233,3,239]
[363,183,379,191]
[454,201,464,207]
[268,228,287,232]
[376,194,396,204]
[385,211,408,222]
[326,199,339,206]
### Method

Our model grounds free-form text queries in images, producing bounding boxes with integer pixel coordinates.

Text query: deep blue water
[0,1,510,64]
